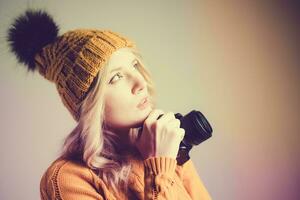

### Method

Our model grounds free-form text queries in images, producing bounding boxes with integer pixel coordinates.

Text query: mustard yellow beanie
[7,9,136,121]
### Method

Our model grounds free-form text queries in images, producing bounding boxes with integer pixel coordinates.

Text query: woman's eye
[109,72,122,84]
[109,60,139,84]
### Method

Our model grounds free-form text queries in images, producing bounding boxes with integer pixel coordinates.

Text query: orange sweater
[40,156,211,200]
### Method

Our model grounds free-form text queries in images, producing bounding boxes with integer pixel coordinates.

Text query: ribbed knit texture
[34,29,135,121]
[144,157,177,175]
[40,156,212,200]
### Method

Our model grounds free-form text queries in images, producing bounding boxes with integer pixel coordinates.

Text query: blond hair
[58,47,156,197]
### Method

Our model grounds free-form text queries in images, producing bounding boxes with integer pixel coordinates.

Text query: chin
[130,114,149,129]
[126,105,152,129]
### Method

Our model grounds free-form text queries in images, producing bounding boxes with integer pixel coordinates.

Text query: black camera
[157,110,213,165]
[138,110,213,165]
[175,110,212,165]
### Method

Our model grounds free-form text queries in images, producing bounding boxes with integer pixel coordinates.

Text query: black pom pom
[7,9,59,71]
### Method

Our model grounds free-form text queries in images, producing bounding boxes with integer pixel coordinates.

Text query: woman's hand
[135,109,185,160]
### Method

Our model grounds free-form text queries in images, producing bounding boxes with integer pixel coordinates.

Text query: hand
[135,109,185,160]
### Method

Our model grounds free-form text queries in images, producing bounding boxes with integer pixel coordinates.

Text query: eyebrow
[109,59,137,74]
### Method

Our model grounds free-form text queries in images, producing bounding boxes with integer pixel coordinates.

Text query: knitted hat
[7,9,136,121]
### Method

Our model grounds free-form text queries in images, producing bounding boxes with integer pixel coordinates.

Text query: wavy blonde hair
[58,47,156,197]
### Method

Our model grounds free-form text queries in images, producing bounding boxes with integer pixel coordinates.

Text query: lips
[137,97,148,108]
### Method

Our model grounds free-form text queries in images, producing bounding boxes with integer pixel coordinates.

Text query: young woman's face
[103,48,153,132]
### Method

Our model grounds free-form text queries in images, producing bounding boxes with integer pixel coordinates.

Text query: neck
[103,124,142,159]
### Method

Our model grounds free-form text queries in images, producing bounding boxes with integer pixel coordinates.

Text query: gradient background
[0,0,299,199]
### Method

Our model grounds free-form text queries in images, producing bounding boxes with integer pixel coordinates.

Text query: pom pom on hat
[6,9,59,71]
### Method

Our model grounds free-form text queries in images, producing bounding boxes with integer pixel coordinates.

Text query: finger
[167,118,181,129]
[144,109,165,127]
[175,128,185,141]
[158,111,175,124]
[179,128,185,138]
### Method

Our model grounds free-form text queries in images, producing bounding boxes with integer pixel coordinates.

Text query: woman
[7,9,211,200]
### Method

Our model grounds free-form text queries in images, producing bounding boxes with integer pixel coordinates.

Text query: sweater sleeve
[40,161,104,200]
[180,159,212,200]
[143,156,189,200]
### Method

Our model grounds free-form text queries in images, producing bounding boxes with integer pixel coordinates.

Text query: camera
[172,110,213,165]
[139,110,213,165]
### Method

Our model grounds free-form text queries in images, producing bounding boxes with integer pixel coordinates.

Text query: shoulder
[45,158,91,176]
[40,158,92,187]
[40,158,109,200]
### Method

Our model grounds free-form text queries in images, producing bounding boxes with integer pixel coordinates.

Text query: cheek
[103,86,152,129]
[104,91,133,127]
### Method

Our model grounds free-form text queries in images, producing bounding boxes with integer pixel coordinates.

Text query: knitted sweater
[40,156,211,200]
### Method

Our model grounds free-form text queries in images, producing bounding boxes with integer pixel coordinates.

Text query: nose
[131,73,146,95]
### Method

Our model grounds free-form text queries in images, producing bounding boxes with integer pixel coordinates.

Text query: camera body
[174,110,213,165]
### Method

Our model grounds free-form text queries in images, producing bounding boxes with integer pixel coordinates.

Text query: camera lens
[179,110,213,146]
